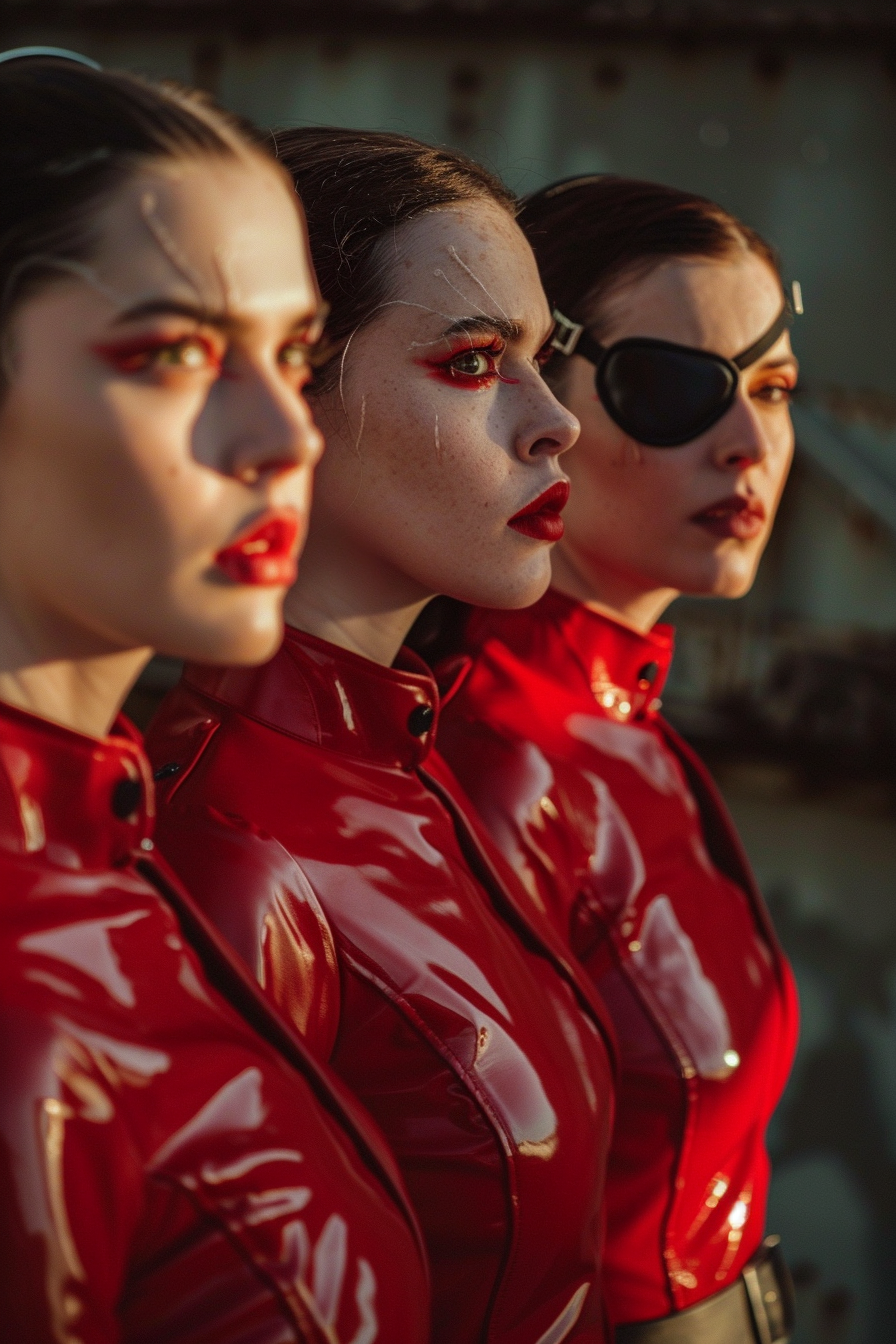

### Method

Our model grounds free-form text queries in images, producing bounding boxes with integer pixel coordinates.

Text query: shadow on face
[552,252,798,613]
[0,151,325,668]
[300,199,580,615]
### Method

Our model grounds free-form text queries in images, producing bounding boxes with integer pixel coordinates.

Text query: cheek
[566,425,688,531]
[99,385,216,529]
[766,422,796,501]
[29,381,234,590]
[340,375,508,506]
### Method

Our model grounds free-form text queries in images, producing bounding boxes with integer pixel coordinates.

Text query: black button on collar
[153,761,182,782]
[637,661,660,689]
[112,777,143,820]
[407,703,435,737]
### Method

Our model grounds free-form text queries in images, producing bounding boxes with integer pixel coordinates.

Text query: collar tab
[539,590,674,722]
[186,627,441,771]
[0,701,154,870]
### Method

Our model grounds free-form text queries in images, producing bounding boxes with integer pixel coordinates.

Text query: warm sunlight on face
[300,199,580,615]
[0,152,324,667]
[553,252,797,619]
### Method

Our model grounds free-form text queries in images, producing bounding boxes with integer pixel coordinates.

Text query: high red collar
[0,698,154,870]
[184,625,441,771]
[465,588,675,724]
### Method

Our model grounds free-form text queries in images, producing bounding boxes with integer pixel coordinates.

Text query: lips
[214,509,301,586]
[508,480,570,543]
[691,494,766,541]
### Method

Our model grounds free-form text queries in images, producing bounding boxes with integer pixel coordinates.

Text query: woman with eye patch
[424,177,800,1344]
[147,131,619,1344]
[0,53,431,1343]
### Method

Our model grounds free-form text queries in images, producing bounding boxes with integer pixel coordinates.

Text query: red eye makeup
[417,338,520,389]
[92,333,223,375]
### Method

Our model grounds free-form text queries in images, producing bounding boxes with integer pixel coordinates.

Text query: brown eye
[450,350,494,377]
[755,384,795,404]
[279,341,309,369]
[156,339,212,369]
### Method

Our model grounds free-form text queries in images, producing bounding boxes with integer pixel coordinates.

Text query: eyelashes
[92,334,223,375]
[753,379,798,405]
[419,338,520,389]
[92,332,324,380]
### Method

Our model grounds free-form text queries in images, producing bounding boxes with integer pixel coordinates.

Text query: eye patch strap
[551,299,794,373]
[732,303,791,371]
[548,311,606,364]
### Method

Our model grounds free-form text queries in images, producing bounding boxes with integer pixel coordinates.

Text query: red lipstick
[508,481,570,542]
[691,494,766,541]
[214,509,301,586]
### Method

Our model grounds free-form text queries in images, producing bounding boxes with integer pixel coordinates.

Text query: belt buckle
[742,1236,795,1344]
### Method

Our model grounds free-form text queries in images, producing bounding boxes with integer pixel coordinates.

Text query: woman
[428,177,800,1344]
[148,131,617,1344]
[0,54,429,1342]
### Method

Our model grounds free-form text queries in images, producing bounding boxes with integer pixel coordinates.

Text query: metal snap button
[407,703,435,736]
[637,661,659,689]
[153,761,182,782]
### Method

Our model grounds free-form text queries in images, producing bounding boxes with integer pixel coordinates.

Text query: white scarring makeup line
[3,188,235,348]
[141,186,305,316]
[140,189,213,306]
[327,251,521,497]
[446,244,511,321]
[328,392,367,523]
[337,297,481,432]
[433,267,489,317]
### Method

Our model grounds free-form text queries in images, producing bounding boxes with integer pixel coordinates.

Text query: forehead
[90,155,317,313]
[389,201,549,329]
[603,252,786,358]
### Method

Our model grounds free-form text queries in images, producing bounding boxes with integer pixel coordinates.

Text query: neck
[0,603,151,739]
[550,543,677,634]
[283,521,433,667]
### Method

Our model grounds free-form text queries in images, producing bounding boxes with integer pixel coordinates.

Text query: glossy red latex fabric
[146,625,617,1344]
[432,590,799,1329]
[0,697,429,1344]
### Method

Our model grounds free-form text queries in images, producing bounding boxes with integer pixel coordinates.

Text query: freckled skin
[291,202,580,635]
[550,254,798,627]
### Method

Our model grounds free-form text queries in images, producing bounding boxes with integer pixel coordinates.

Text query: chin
[455,553,553,612]
[164,601,286,667]
[682,563,759,600]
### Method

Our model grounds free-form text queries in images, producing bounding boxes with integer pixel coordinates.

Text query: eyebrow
[440,314,524,344]
[112,296,325,334]
[757,355,800,371]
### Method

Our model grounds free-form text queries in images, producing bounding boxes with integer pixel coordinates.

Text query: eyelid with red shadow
[91,332,224,375]
[92,330,323,384]
[751,367,799,395]
[415,337,521,389]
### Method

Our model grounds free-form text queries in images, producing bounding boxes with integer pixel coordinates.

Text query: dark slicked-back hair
[0,56,268,372]
[519,174,781,343]
[272,127,518,390]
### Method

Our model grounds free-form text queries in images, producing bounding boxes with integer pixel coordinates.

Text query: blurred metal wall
[4,9,896,1341]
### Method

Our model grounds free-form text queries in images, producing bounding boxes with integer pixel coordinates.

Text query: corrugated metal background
[3,11,894,1341]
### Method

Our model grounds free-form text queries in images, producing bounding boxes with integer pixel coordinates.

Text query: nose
[219,362,324,486]
[515,373,580,463]
[710,387,768,471]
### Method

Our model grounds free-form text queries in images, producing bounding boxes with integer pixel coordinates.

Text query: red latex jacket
[0,697,429,1343]
[432,590,799,1329]
[146,625,617,1344]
